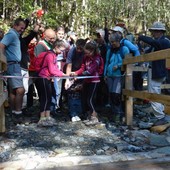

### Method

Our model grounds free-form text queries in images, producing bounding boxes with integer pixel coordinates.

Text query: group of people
[0,17,170,127]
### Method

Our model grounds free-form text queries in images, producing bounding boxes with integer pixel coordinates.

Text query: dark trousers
[38,78,52,112]
[133,71,143,91]
[110,92,124,117]
[82,82,98,118]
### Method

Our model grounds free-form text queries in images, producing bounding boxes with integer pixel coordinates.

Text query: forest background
[0,0,170,37]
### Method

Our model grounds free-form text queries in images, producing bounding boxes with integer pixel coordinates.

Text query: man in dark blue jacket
[138,21,170,125]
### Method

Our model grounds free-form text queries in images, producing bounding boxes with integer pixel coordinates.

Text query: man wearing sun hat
[138,21,170,125]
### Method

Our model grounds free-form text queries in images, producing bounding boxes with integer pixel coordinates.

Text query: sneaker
[75,116,81,121]
[82,119,90,123]
[84,117,99,126]
[37,118,47,127]
[38,118,54,127]
[46,117,57,126]
[71,116,77,122]
[82,114,93,123]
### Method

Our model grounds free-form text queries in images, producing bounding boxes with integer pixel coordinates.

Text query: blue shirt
[1,28,21,62]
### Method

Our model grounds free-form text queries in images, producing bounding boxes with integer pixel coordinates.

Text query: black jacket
[139,35,170,79]
[20,30,37,69]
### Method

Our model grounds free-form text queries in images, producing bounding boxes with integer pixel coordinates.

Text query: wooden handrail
[123,49,170,65]
[123,49,170,126]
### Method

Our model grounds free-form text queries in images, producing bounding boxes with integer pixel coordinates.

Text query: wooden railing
[123,49,170,126]
[0,55,7,133]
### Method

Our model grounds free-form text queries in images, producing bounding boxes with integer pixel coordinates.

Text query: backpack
[33,51,53,73]
[120,38,136,56]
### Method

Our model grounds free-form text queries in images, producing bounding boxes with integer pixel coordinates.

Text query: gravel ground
[1,100,170,169]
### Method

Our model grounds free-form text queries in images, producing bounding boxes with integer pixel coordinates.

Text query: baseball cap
[110,26,124,34]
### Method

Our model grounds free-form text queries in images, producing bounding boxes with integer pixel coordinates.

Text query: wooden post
[125,64,133,126]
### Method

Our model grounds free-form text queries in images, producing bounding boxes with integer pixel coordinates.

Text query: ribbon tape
[0,75,100,80]
[0,73,126,80]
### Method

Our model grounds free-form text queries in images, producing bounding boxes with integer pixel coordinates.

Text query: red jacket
[28,43,36,71]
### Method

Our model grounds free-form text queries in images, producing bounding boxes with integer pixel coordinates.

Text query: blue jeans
[51,78,62,112]
[68,96,82,117]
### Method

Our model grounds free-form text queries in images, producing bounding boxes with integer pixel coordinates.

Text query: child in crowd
[37,40,68,127]
[65,38,86,122]
[71,41,103,125]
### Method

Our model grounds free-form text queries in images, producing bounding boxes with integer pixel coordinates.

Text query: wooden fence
[123,48,170,126]
[0,55,7,133]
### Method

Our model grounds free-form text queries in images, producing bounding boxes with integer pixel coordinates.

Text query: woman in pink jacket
[37,40,67,127]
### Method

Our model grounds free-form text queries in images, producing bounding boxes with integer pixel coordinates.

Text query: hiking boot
[13,113,24,124]
[114,115,121,123]
[46,117,57,126]
[140,105,154,114]
[84,117,99,126]
[22,108,33,117]
[153,117,169,126]
[82,119,90,123]
[37,118,47,127]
